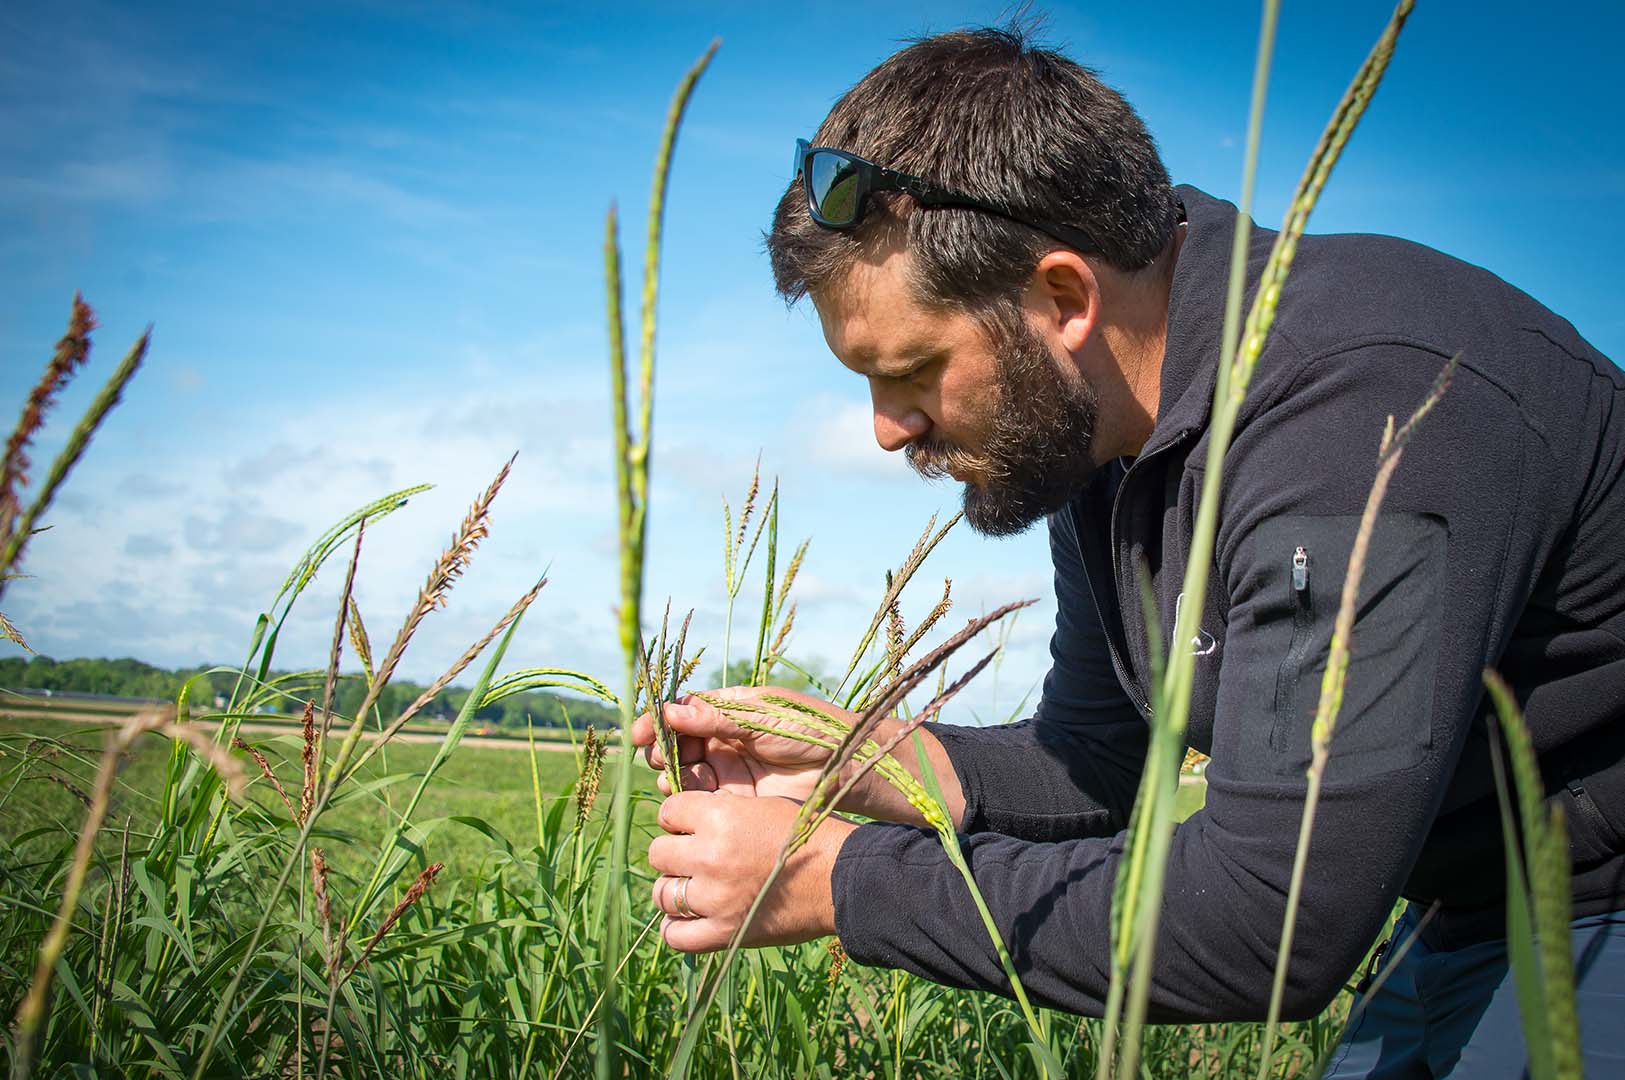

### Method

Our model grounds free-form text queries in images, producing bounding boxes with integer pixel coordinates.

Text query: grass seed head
[311,847,336,971]
[46,772,92,807]
[299,700,317,824]
[1,609,33,652]
[574,726,605,829]
[0,293,96,538]
[826,939,847,984]
[233,736,297,821]
[351,861,443,973]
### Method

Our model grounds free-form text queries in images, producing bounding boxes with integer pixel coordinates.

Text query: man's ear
[1027,250,1100,356]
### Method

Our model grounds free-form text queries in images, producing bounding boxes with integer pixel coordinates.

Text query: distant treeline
[0,655,618,730]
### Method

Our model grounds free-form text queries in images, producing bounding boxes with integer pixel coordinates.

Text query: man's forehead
[812,247,943,356]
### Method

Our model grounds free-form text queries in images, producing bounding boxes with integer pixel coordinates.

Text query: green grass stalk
[912,733,1064,1076]
[598,41,717,1080]
[1104,5,1415,1077]
[1256,355,1457,1076]
[1484,671,1582,1080]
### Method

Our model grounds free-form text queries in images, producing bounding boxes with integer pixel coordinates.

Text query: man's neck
[1091,223,1184,460]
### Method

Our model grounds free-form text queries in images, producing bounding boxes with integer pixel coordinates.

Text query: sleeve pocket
[1247,512,1448,779]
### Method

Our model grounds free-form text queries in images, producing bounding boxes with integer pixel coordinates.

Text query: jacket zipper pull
[1292,546,1309,594]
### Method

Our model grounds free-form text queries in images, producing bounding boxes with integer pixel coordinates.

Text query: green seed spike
[599,39,718,1080]
[1104,3,1416,1077]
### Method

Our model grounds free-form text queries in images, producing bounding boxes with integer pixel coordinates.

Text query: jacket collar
[1140,185,1277,459]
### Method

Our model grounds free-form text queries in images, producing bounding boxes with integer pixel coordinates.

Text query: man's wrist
[806,813,856,937]
[836,719,967,829]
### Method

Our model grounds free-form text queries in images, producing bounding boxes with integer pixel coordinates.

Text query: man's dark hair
[767,26,1180,317]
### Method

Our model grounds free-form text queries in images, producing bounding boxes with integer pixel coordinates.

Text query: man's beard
[904,315,1100,537]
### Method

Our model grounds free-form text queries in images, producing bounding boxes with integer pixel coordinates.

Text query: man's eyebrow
[873,347,942,376]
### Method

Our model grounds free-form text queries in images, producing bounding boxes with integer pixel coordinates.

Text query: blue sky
[2,1,1620,719]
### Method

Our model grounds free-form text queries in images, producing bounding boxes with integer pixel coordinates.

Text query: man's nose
[870,384,930,453]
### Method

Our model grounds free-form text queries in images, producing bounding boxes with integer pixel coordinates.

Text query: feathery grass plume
[767,604,796,670]
[1484,672,1582,1080]
[324,457,522,785]
[676,646,707,691]
[750,484,781,686]
[311,847,336,973]
[316,518,364,775]
[826,940,848,985]
[349,861,443,974]
[776,538,809,619]
[10,707,243,1078]
[1101,6,1414,1077]
[898,578,953,669]
[1256,353,1458,1076]
[835,512,961,704]
[346,574,548,780]
[654,609,697,793]
[299,700,317,824]
[346,597,375,687]
[575,726,606,830]
[233,736,297,821]
[0,294,95,543]
[600,42,717,1080]
[720,459,767,678]
[235,483,429,712]
[190,497,530,1080]
[0,321,148,585]
[45,772,91,807]
[883,576,906,683]
[1,609,34,651]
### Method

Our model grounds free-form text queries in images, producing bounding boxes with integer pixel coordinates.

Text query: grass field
[0,710,1209,883]
[1,711,647,885]
[3,706,1278,1080]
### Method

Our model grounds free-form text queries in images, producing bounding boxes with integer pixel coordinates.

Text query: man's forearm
[840,718,969,829]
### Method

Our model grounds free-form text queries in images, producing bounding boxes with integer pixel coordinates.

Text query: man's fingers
[658,696,744,740]
[646,732,708,772]
[675,733,705,765]
[630,711,655,747]
[662,914,728,952]
[656,789,726,834]
[647,833,699,876]
[656,761,718,797]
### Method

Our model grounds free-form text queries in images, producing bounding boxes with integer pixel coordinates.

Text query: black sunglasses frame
[793,138,1100,255]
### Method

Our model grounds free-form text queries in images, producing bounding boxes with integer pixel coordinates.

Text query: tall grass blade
[599,41,718,1080]
[1107,4,1414,1077]
[1484,671,1581,1080]
[1257,353,1457,1077]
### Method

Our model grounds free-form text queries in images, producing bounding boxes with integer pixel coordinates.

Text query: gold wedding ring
[673,875,697,920]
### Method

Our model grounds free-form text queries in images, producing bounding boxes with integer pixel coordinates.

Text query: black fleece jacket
[829,186,1625,1021]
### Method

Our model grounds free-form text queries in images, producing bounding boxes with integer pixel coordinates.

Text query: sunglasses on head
[793,138,1100,255]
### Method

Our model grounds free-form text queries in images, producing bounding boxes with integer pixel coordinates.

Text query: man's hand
[647,790,854,951]
[630,684,969,827]
[630,686,857,802]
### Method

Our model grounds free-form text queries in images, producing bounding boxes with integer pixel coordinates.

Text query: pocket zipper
[1272,546,1316,724]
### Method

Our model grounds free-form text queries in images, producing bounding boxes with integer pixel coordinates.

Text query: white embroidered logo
[1173,592,1219,657]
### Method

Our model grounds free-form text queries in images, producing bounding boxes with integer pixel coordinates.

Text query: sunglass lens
[808,151,861,226]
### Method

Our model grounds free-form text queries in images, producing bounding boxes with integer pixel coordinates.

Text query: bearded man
[630,27,1625,1077]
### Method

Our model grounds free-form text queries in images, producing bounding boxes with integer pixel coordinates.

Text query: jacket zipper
[1273,545,1315,720]
[1074,445,1187,720]
[1079,550,1152,717]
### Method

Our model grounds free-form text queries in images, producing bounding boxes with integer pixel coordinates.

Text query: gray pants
[1322,905,1624,1078]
